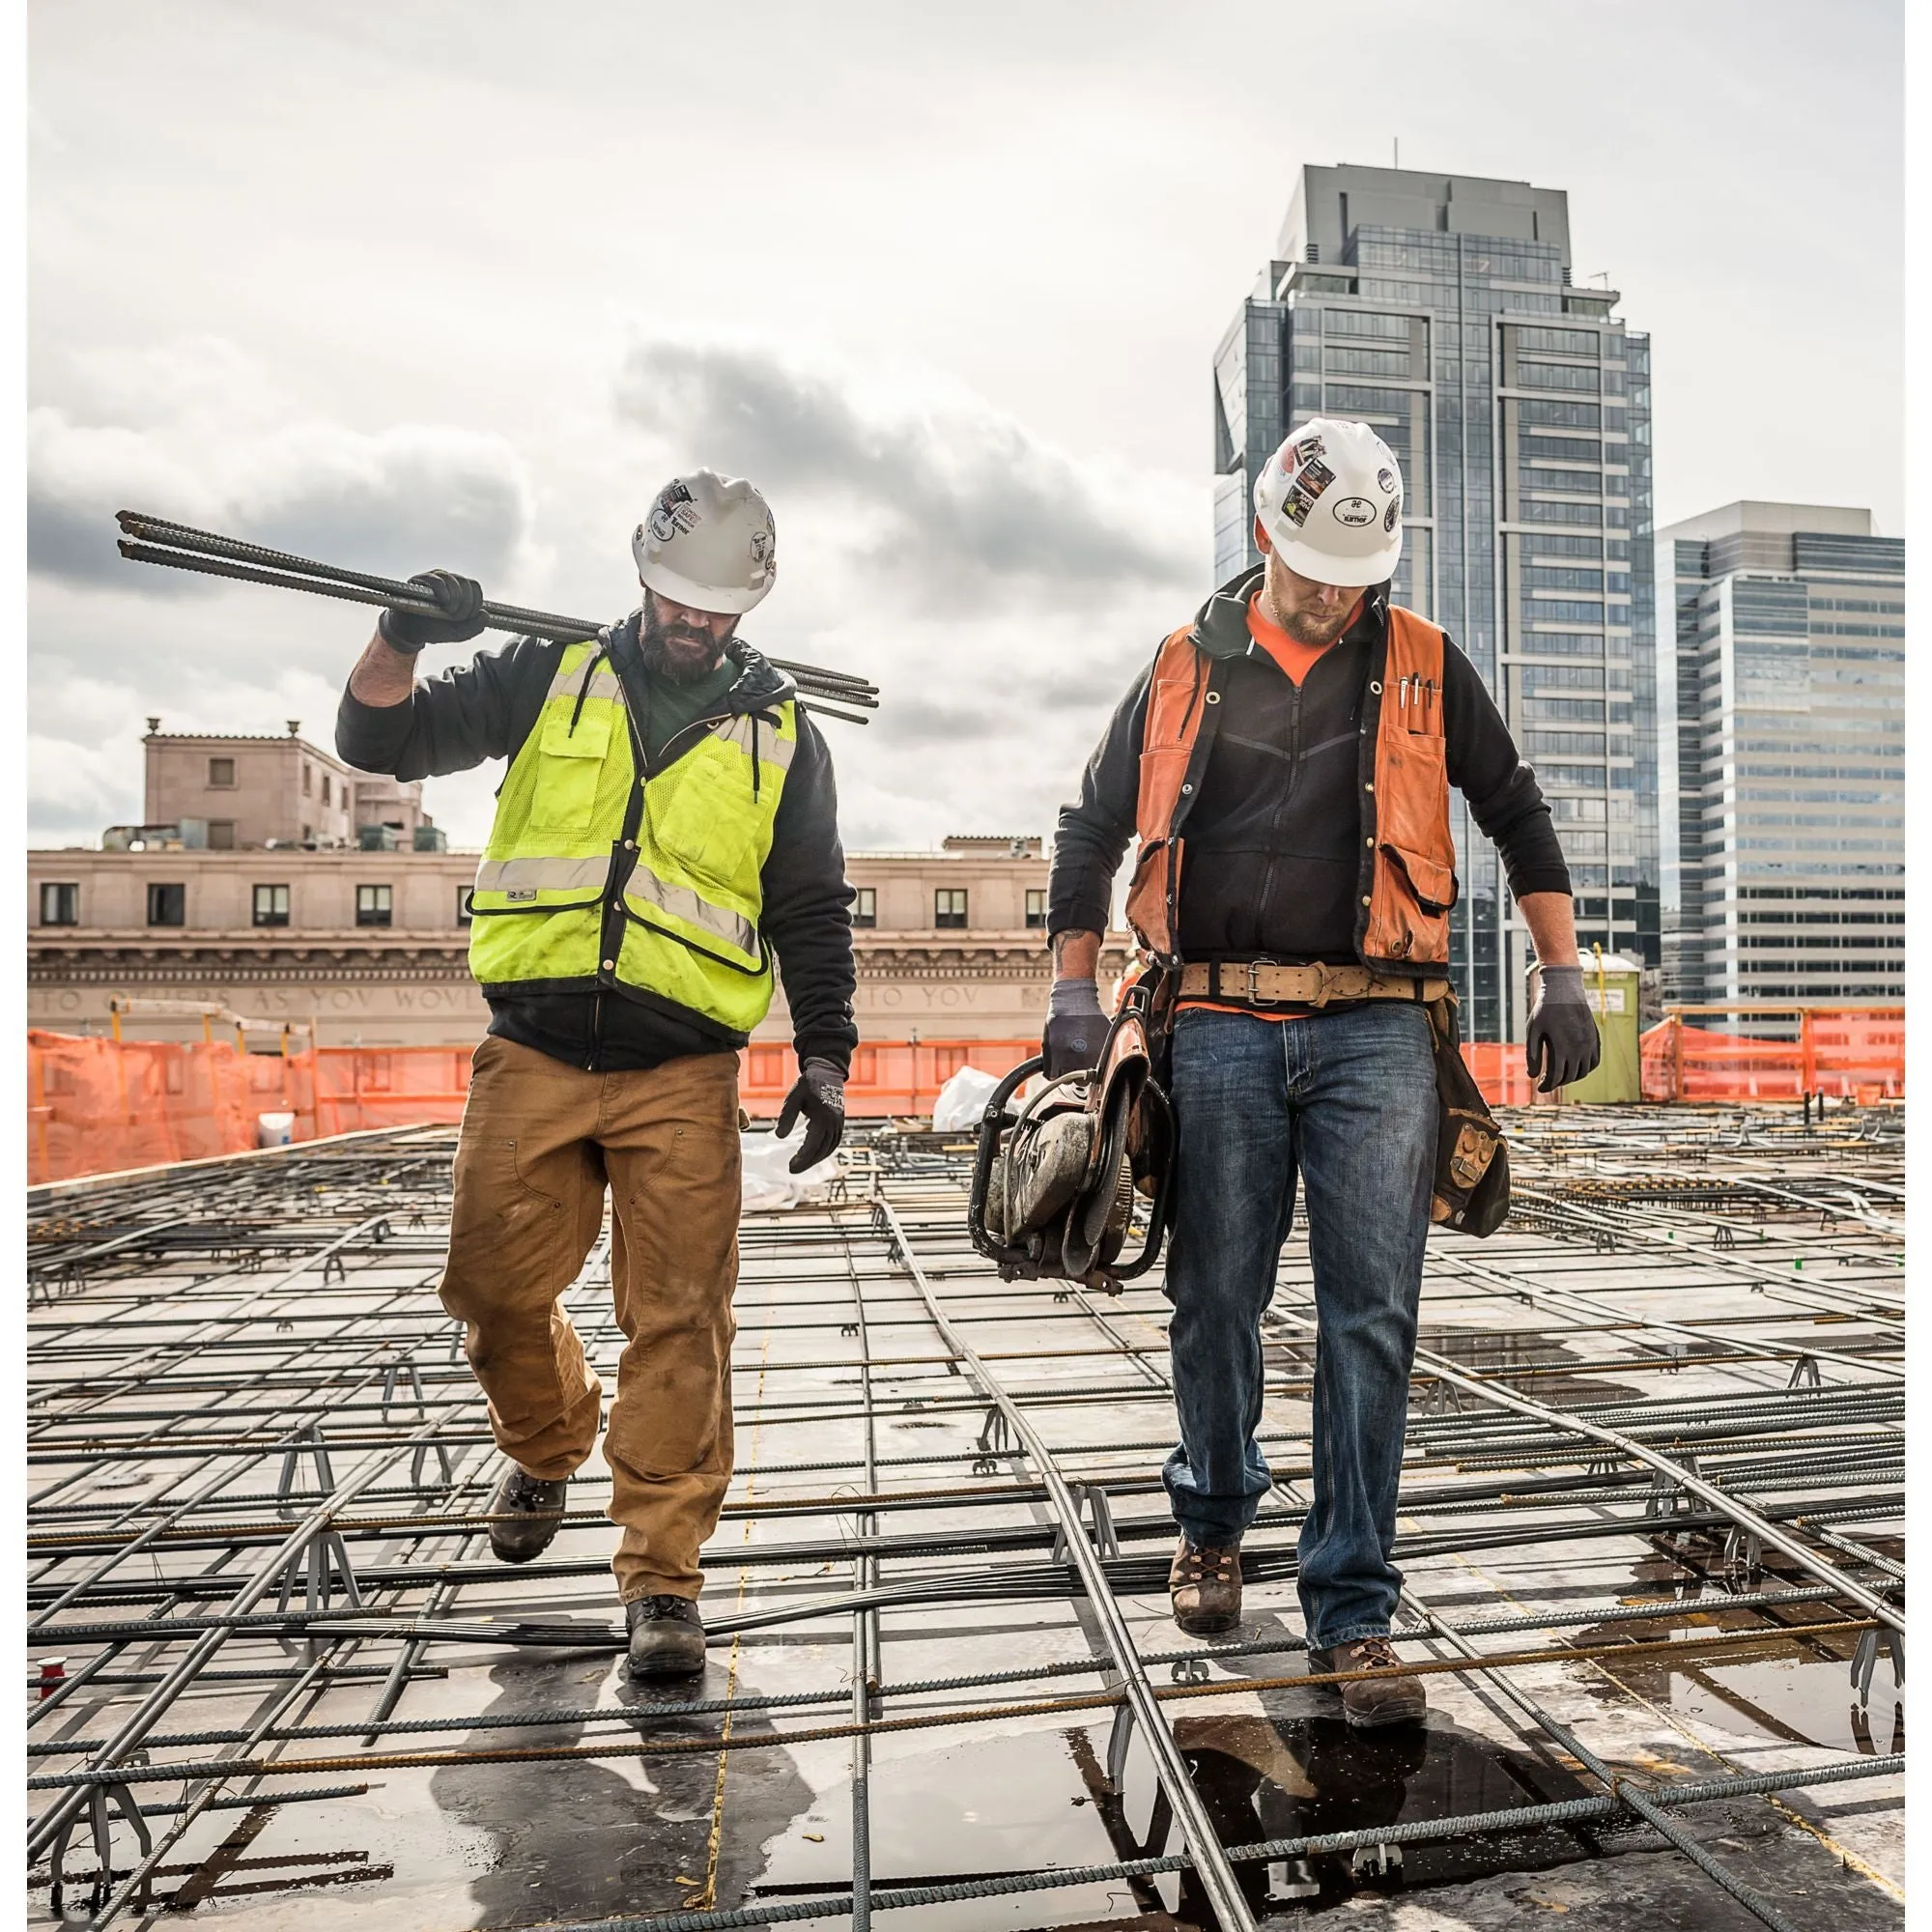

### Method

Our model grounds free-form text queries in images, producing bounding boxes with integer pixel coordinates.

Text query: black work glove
[378,569,488,653]
[1525,966,1602,1094]
[776,1057,845,1173]
[1042,977,1109,1080]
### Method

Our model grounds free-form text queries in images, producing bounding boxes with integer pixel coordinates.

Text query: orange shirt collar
[1245,587,1364,688]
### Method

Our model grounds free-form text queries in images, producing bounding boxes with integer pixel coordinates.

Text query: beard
[639,602,733,685]
[1280,602,1356,647]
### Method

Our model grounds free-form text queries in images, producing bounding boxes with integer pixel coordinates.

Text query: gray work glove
[1525,966,1602,1094]
[777,1057,845,1172]
[378,569,488,652]
[1042,977,1109,1080]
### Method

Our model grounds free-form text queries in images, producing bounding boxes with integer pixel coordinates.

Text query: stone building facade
[31,753,1127,1046]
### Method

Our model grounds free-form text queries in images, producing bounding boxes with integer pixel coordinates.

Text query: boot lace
[639,1593,697,1623]
[1175,1542,1239,1584]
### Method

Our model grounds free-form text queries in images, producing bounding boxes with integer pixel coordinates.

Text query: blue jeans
[1160,1002,1437,1648]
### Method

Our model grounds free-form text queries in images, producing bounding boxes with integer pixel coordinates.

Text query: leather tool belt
[1178,960,1451,1009]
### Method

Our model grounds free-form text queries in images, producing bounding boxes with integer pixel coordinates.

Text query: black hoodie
[336,611,858,1075]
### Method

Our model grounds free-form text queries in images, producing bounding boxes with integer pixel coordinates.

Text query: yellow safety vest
[467,639,797,1035]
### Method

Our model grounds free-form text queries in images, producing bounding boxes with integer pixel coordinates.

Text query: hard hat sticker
[1283,483,1318,526]
[1295,456,1337,500]
[648,480,701,544]
[1291,433,1326,467]
[1332,497,1378,527]
[1377,467,1397,494]
[1384,495,1402,533]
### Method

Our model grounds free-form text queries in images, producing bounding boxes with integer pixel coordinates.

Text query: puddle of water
[1575,1551,1905,1755]
[1157,1710,1600,1919]
[753,1727,1154,1926]
[756,1706,1602,1925]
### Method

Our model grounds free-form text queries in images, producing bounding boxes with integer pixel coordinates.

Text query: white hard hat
[1253,418,1404,588]
[632,469,777,615]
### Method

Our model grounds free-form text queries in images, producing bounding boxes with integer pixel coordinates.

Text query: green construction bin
[1526,951,1642,1103]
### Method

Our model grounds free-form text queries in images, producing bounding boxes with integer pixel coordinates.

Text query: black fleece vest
[1175,627,1377,964]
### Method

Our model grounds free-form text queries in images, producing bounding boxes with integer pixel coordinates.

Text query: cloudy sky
[29,0,1902,852]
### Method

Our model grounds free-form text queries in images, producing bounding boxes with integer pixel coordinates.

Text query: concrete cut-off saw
[966,982,1176,1294]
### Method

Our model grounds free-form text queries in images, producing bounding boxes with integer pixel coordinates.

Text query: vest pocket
[646,753,761,896]
[1381,843,1460,917]
[529,710,611,833]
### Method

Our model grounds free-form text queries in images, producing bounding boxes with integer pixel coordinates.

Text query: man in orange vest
[1043,419,1600,1726]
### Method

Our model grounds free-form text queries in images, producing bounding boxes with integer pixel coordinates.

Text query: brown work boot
[486,1466,568,1564]
[1169,1538,1242,1634]
[626,1595,707,1679]
[1306,1634,1428,1728]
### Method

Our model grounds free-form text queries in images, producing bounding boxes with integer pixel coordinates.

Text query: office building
[1213,164,1658,1040]
[1659,501,1904,1006]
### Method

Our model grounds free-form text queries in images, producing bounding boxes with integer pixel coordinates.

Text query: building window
[208,756,236,787]
[356,884,393,927]
[456,887,473,926]
[321,773,332,805]
[1025,889,1048,929]
[147,882,186,927]
[253,884,291,927]
[208,820,237,851]
[302,764,313,796]
[934,888,968,929]
[851,888,876,929]
[40,882,79,926]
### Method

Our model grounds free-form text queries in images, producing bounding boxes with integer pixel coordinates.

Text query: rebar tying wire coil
[111,511,880,724]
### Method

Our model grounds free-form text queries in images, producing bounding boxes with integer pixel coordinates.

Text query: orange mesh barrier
[1459,1042,1542,1109]
[36,1007,1900,1183]
[29,1031,262,1183]
[309,1047,472,1138]
[741,1040,1038,1120]
[1640,1009,1904,1103]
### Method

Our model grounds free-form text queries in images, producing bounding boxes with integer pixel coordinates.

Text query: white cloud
[614,330,1199,616]
[29,338,540,593]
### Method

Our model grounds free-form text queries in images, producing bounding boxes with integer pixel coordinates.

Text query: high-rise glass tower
[1659,501,1904,1007]
[1213,165,1657,1043]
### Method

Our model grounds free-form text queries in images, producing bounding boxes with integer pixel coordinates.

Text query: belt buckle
[1244,958,1283,1009]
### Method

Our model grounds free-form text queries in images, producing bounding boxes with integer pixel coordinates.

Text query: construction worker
[1044,420,1600,1726]
[336,470,857,1679]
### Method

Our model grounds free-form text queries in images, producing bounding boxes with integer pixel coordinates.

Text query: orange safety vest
[1122,606,1459,973]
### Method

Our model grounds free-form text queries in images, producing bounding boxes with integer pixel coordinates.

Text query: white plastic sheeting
[740,1127,842,1212]
[930,1065,1002,1133]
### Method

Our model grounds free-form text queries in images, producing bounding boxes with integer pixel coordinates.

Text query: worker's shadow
[429,1646,813,1923]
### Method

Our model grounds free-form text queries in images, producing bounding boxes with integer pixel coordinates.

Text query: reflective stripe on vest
[622,859,759,958]
[473,855,611,895]
[1122,605,1456,972]
[467,639,794,1032]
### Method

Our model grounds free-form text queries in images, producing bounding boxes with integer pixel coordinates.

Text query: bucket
[257,1111,296,1149]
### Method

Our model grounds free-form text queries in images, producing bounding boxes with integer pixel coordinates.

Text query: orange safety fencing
[740,1040,1039,1120]
[1639,1008,1904,1104]
[28,1007,1907,1184]
[26,1032,478,1186]
[27,1032,1049,1184]
[1459,1042,1543,1109]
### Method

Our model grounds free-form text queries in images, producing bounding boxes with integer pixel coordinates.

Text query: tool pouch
[1425,992,1511,1236]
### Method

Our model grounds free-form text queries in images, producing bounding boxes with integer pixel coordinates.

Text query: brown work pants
[440,1036,742,1602]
